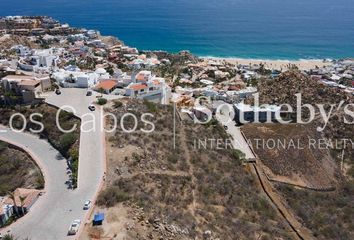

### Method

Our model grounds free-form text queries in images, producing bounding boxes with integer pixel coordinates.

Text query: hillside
[242,124,339,190]
[81,99,294,240]
[0,141,43,196]
[243,70,354,239]
[0,103,81,187]
[249,70,354,178]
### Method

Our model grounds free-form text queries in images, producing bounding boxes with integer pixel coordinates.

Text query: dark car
[86,91,92,96]
[88,105,96,111]
[55,89,61,95]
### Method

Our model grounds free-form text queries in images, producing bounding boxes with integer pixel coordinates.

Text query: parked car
[86,91,92,96]
[55,89,61,95]
[223,125,228,130]
[83,200,91,210]
[68,219,81,235]
[88,105,96,111]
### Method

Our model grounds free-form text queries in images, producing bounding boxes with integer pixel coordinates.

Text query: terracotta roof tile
[95,80,118,90]
[129,84,147,91]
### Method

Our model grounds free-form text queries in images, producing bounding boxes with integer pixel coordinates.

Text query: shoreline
[201,56,332,71]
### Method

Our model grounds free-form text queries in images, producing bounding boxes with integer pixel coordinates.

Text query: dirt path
[179,125,201,232]
[251,163,315,240]
[225,125,315,240]
[117,170,191,179]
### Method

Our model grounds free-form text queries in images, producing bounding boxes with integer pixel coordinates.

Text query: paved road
[215,104,256,160]
[224,122,256,160]
[0,88,108,239]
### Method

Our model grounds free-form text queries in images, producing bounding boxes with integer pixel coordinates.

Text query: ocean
[1,0,354,60]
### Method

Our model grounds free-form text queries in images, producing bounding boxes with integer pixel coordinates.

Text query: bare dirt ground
[242,124,339,190]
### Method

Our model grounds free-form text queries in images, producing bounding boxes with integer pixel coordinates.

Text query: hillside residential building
[125,71,171,104]
[1,75,51,104]
[234,103,281,123]
[52,68,110,88]
[18,48,62,72]
[94,79,118,94]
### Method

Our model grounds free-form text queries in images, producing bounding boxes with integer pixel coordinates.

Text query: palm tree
[2,234,16,240]
[68,74,75,83]
[19,195,27,216]
[7,192,19,217]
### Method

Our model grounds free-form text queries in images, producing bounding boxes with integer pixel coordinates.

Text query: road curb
[75,107,107,240]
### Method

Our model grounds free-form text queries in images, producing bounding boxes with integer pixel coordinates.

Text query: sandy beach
[203,57,331,71]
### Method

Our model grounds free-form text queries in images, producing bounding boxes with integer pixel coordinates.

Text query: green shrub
[36,174,45,189]
[2,234,15,240]
[113,100,123,108]
[97,98,108,105]
[143,99,157,112]
[69,148,79,161]
[59,133,77,152]
[0,142,8,152]
[230,149,245,164]
[167,154,178,164]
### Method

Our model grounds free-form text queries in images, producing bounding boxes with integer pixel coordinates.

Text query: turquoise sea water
[1,0,354,59]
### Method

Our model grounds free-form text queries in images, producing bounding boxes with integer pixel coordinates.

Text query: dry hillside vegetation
[0,104,80,158]
[250,70,354,177]
[242,124,339,190]
[0,141,43,195]
[276,181,354,240]
[244,70,354,240]
[88,99,294,240]
[0,103,81,186]
[0,34,40,50]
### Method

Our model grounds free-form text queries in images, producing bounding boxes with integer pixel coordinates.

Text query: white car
[83,200,91,210]
[68,219,81,235]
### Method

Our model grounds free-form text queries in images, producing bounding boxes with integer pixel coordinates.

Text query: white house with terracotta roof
[94,79,118,94]
[125,73,171,104]
[134,70,153,82]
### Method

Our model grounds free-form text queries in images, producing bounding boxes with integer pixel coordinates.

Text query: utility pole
[341,149,345,173]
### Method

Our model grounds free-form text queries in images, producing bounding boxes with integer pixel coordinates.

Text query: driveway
[215,104,256,160]
[0,88,110,239]
[225,121,256,160]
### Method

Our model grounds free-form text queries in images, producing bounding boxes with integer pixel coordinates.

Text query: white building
[11,45,31,57]
[125,71,171,104]
[18,48,63,72]
[52,67,110,88]
[0,197,13,227]
[53,70,96,88]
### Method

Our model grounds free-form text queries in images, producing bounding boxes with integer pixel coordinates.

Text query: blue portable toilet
[93,212,105,225]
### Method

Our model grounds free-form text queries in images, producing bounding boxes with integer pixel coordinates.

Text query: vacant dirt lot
[242,123,339,189]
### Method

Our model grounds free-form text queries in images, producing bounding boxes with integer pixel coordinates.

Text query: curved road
[0,88,106,239]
